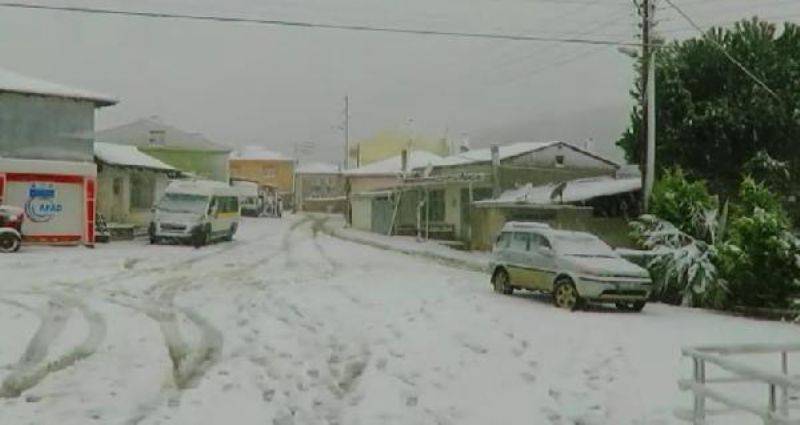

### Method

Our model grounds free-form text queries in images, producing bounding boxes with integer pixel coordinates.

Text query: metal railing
[679,343,800,425]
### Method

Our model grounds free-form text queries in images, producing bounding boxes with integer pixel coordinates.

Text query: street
[0,215,797,425]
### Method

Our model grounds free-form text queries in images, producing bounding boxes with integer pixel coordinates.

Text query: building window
[261,166,276,178]
[148,130,166,145]
[130,173,154,209]
[555,155,565,168]
[428,190,445,221]
[112,177,123,196]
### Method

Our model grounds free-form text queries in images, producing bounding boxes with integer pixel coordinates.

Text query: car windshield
[157,193,209,215]
[553,233,617,258]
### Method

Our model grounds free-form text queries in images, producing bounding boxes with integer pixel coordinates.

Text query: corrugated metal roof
[343,151,442,176]
[476,175,641,206]
[94,142,175,172]
[231,146,293,161]
[429,141,619,168]
[296,162,340,174]
[0,67,117,107]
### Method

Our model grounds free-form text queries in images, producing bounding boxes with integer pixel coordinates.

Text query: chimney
[491,145,500,198]
[401,149,409,173]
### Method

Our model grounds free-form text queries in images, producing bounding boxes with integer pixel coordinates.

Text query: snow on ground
[0,215,797,425]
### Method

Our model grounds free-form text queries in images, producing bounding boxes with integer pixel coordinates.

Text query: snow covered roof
[94,142,176,172]
[95,117,230,152]
[435,141,557,167]
[230,146,293,161]
[476,175,641,206]
[296,162,340,174]
[343,151,442,176]
[431,141,618,168]
[0,67,117,107]
[166,179,234,197]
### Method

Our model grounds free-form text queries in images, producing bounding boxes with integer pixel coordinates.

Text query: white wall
[0,93,95,162]
[351,197,372,231]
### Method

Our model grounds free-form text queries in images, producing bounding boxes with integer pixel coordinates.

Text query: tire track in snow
[110,277,223,425]
[0,296,107,398]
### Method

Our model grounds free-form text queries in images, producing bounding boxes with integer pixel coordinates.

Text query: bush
[719,208,800,309]
[735,176,789,225]
[631,215,721,306]
[635,173,800,310]
[743,150,790,194]
[649,168,717,237]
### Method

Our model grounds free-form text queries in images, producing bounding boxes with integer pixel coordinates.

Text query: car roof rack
[503,221,551,230]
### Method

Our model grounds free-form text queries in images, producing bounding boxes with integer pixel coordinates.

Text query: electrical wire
[663,0,781,99]
[0,2,650,47]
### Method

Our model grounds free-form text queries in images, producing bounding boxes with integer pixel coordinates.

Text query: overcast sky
[1,0,798,164]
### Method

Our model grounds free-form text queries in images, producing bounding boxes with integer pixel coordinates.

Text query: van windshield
[157,193,209,215]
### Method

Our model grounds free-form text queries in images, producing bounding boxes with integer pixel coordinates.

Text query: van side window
[510,232,529,252]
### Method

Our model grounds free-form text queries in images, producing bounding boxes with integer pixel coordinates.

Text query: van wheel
[553,278,581,311]
[492,269,513,295]
[224,224,237,242]
[193,226,210,248]
[0,233,21,253]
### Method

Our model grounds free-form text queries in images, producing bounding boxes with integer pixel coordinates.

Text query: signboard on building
[0,158,96,245]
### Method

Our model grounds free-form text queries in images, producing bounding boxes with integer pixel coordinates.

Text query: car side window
[510,232,529,252]
[496,232,511,249]
[530,233,552,251]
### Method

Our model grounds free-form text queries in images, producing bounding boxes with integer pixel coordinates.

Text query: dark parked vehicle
[0,205,24,253]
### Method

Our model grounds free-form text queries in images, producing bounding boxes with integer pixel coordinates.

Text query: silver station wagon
[489,222,653,312]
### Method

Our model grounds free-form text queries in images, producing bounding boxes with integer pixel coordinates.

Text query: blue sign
[24,183,63,223]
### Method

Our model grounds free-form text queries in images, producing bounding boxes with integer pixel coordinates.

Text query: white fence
[678,343,800,425]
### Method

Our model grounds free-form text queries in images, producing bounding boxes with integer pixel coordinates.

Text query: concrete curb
[319,220,487,273]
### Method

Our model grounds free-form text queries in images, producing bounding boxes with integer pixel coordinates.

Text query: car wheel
[553,278,581,311]
[0,233,21,253]
[492,269,513,295]
[616,301,646,312]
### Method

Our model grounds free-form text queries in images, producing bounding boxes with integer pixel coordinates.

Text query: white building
[0,67,117,245]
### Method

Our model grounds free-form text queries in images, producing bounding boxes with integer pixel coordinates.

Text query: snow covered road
[0,215,797,424]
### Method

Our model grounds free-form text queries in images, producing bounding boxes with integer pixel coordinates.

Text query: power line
[663,0,781,99]
[0,2,649,47]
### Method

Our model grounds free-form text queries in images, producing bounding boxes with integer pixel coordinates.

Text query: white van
[231,180,263,217]
[149,179,241,247]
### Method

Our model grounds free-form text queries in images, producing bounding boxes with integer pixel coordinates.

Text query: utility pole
[639,0,656,212]
[344,95,350,170]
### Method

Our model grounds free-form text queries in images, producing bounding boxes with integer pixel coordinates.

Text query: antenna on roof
[460,135,471,153]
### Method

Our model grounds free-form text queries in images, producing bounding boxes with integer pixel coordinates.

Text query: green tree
[618,19,800,195]
[649,167,716,237]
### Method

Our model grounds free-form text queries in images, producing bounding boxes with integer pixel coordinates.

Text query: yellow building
[352,129,450,166]
[229,146,294,196]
